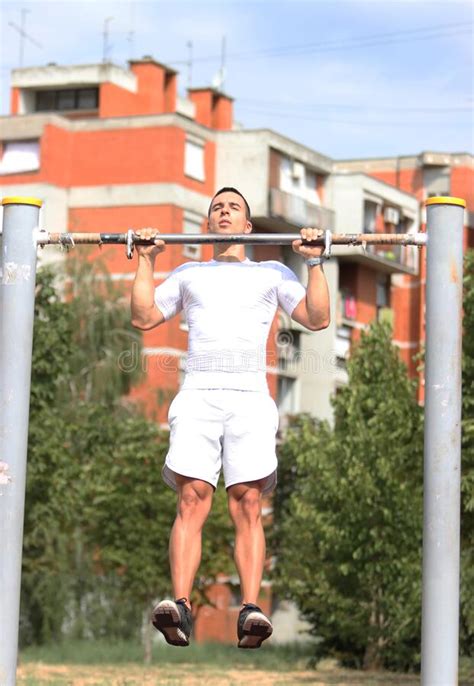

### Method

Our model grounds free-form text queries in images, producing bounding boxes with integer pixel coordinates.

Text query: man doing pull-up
[131,187,330,648]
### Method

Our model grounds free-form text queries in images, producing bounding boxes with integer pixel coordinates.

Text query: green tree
[22,260,158,644]
[273,322,424,670]
[21,266,77,643]
[461,249,474,652]
[59,253,144,405]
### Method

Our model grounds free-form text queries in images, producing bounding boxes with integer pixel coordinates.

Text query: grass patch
[20,638,316,671]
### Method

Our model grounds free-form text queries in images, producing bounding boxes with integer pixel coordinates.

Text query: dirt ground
[17,661,422,686]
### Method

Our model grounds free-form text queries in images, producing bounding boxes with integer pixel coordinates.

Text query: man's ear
[245,220,253,234]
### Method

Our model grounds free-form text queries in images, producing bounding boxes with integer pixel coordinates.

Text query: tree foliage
[273,322,424,670]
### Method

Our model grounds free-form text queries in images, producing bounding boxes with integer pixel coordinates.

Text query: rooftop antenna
[127,2,135,60]
[212,35,226,91]
[186,40,193,88]
[102,16,114,63]
[9,8,43,67]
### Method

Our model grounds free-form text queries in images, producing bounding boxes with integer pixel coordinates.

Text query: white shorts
[162,389,279,495]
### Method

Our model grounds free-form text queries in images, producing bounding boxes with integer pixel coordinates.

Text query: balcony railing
[363,228,419,273]
[270,188,335,231]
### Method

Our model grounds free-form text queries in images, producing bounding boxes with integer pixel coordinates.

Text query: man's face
[208,192,252,235]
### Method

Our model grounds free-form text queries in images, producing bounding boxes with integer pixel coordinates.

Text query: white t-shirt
[154,257,306,392]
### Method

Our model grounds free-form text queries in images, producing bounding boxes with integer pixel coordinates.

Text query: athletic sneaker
[237,603,273,649]
[151,597,193,647]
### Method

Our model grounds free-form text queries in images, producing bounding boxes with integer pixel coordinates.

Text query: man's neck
[213,248,247,262]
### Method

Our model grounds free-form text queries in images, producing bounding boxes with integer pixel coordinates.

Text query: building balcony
[329,173,420,276]
[265,188,335,232]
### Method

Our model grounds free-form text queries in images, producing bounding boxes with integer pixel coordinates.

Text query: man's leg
[227,479,266,605]
[152,475,213,646]
[170,474,214,607]
[227,479,273,648]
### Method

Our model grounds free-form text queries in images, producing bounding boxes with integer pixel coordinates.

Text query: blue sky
[1,0,473,159]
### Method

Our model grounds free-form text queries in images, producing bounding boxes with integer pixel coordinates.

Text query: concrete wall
[215,131,270,214]
[12,63,137,92]
[298,258,340,422]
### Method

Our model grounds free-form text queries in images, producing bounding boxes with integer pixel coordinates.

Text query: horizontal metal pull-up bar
[37,230,427,247]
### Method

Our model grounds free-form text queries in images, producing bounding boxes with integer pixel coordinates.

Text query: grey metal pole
[0,196,41,686]
[421,196,465,685]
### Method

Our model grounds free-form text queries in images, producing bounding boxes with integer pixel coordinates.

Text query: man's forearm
[306,264,330,329]
[131,255,157,326]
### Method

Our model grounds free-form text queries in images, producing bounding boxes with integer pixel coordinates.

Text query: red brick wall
[316,174,325,204]
[10,87,20,114]
[452,165,474,210]
[67,127,214,192]
[391,273,422,377]
[0,123,216,194]
[213,96,233,130]
[371,167,424,199]
[164,73,177,114]
[188,91,213,128]
[355,265,377,325]
[268,149,280,188]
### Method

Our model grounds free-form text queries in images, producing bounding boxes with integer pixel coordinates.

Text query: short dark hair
[208,187,251,220]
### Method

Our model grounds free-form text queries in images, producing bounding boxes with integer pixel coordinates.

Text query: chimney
[128,57,177,114]
[188,88,233,130]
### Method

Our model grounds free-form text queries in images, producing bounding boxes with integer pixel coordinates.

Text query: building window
[77,88,99,109]
[376,275,391,321]
[183,211,202,260]
[335,325,351,367]
[339,290,357,321]
[184,138,205,182]
[305,169,320,205]
[0,140,40,174]
[35,88,98,112]
[277,329,301,372]
[280,157,320,205]
[363,200,378,233]
[35,90,56,111]
[57,89,76,110]
[277,375,297,416]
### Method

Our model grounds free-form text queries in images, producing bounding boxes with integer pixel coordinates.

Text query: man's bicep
[290,297,317,331]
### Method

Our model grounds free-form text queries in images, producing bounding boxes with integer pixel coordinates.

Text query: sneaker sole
[152,600,190,647]
[238,611,273,649]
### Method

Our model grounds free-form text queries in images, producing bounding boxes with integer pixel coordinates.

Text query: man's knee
[176,476,213,520]
[228,481,264,525]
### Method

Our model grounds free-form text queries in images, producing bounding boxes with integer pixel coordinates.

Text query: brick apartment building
[1,57,473,642]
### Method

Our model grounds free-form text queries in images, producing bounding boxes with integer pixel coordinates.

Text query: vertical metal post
[0,197,41,686]
[421,196,465,685]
